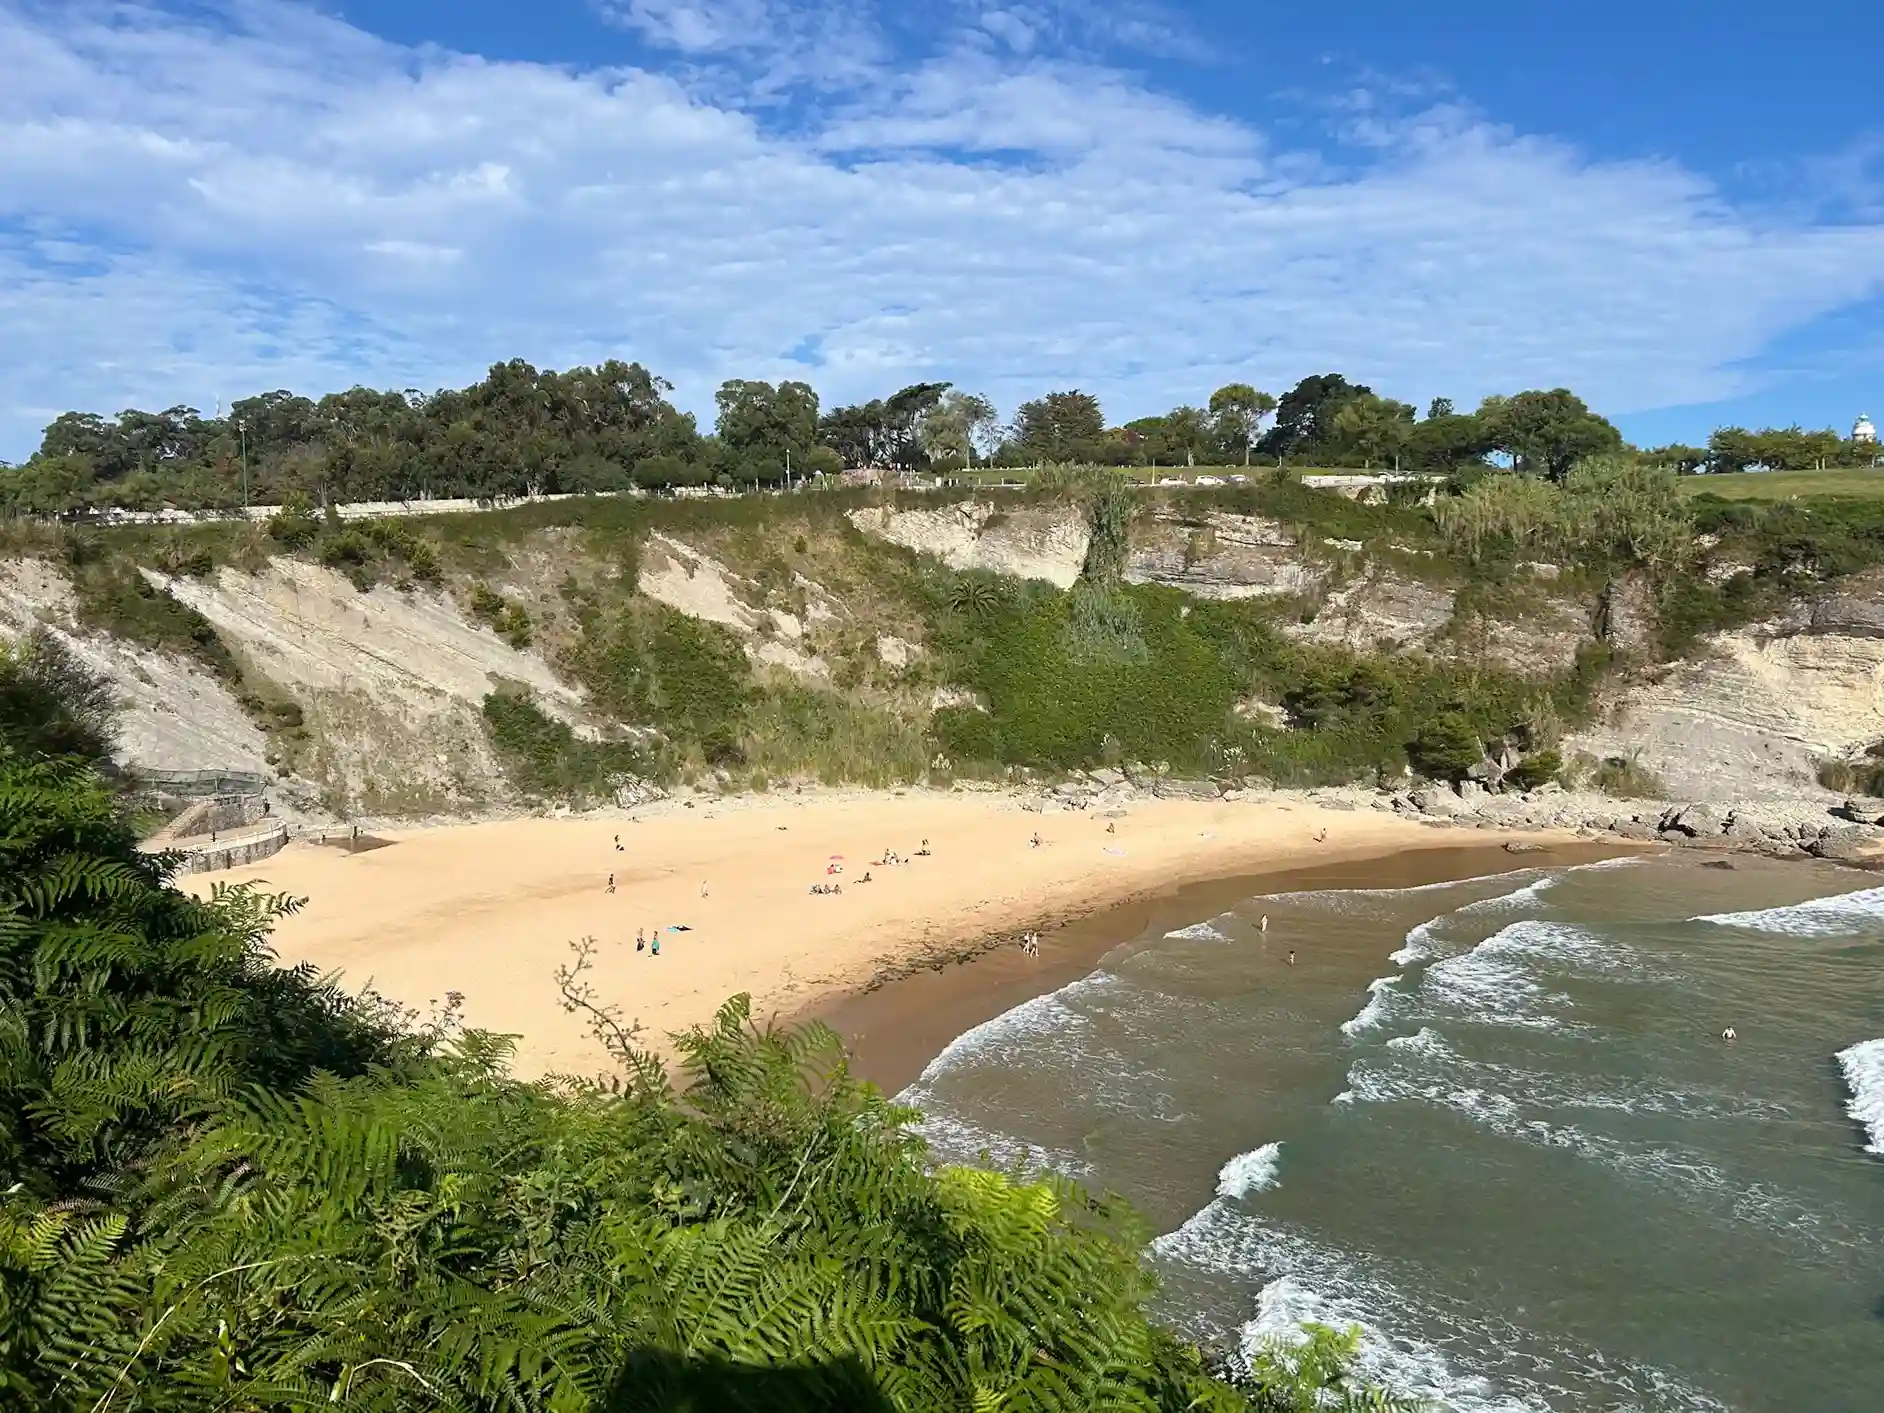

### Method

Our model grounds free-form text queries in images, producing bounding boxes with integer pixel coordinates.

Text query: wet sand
[815,841,1637,1094]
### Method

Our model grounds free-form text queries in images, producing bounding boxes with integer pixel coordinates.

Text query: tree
[1426,397,1455,420]
[1644,443,1707,475]
[1480,389,1622,481]
[1257,374,1373,462]
[1010,391,1106,463]
[918,391,999,467]
[1207,384,1277,466]
[1329,395,1415,470]
[1403,410,1493,476]
[817,383,951,471]
[715,379,821,477]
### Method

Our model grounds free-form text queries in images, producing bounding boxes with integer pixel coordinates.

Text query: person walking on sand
[607,873,615,894]
[1260,914,1269,932]
[700,879,709,898]
[1287,950,1296,966]
[636,928,645,952]
[651,936,661,956]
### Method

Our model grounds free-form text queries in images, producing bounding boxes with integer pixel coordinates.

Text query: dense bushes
[571,602,752,751]
[481,689,651,802]
[926,580,1576,786]
[1434,457,1689,569]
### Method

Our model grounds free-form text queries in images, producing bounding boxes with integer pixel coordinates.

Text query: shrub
[1818,755,1884,796]
[1592,752,1665,799]
[467,582,534,649]
[1407,712,1484,780]
[266,502,322,549]
[1503,748,1562,791]
[481,689,651,801]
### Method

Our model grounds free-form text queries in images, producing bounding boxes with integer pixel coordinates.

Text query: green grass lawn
[1682,466,1884,501]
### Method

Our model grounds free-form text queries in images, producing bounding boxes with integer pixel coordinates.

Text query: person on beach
[1106,821,1116,834]
[651,936,661,956]
[1260,914,1269,932]
[636,929,645,952]
[1029,832,1043,849]
[1313,828,1327,844]
[700,879,709,897]
[614,834,622,851]
[606,873,615,894]
[917,838,931,856]
[861,871,873,883]
[1287,950,1296,966]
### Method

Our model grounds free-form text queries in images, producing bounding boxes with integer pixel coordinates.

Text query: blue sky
[2,0,1882,459]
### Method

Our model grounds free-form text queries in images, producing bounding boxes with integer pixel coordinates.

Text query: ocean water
[900,854,1884,1411]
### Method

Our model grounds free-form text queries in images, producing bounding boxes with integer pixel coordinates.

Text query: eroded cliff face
[847,501,1089,587]
[15,504,1884,820]
[0,557,273,779]
[1568,573,1884,802]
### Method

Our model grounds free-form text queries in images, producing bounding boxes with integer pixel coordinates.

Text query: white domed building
[1856,413,1878,445]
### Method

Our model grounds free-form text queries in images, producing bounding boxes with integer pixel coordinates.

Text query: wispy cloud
[1,0,1882,457]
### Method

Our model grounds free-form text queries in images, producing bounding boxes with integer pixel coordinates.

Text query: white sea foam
[1216,1142,1283,1197]
[910,1108,1092,1177]
[1836,1037,1884,1156]
[1340,975,1404,1037]
[1389,916,1446,965]
[900,971,1120,1092]
[1166,919,1231,942]
[1155,1207,1720,1413]
[1458,874,1556,915]
[1385,1026,1452,1057]
[1343,1056,1842,1249]
[1256,867,1542,911]
[1693,883,1884,937]
[1478,919,1648,976]
[1422,940,1570,1032]
[1242,1277,1543,1413]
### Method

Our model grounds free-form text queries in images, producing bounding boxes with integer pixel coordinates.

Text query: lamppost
[237,418,249,512]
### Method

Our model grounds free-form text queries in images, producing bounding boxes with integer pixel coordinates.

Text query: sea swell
[1835,1037,1884,1156]
[1693,885,1884,938]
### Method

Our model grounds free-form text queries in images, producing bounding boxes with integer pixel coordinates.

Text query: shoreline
[810,838,1637,1095]
[198,783,1644,1081]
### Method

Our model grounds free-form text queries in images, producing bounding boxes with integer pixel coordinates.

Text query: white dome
[1856,414,1878,443]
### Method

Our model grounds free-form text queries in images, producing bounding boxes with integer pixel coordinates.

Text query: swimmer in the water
[1287,950,1296,965]
[1722,1026,1737,1041]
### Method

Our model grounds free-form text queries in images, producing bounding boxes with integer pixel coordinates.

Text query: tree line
[2,357,1875,517]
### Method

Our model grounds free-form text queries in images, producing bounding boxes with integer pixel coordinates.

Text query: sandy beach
[201,788,1579,1078]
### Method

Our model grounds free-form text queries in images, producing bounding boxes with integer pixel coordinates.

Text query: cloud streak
[1,0,1882,457]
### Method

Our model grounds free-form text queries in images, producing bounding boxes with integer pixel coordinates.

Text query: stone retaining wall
[152,823,289,875]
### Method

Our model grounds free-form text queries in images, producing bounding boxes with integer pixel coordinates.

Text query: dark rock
[1503,840,1545,854]
[1836,797,1884,826]
[1808,823,1884,865]
[1701,859,1736,870]
[1662,803,1725,837]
